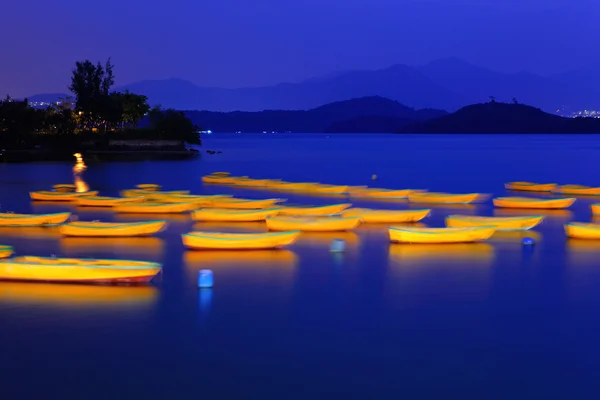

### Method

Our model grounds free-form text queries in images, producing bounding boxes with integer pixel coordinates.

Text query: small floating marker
[522,237,535,246]
[330,239,346,253]
[371,174,377,180]
[198,270,213,288]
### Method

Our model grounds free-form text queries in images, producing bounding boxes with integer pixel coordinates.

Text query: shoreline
[0,148,200,163]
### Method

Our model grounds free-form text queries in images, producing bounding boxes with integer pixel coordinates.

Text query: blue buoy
[198,270,213,288]
[522,237,535,246]
[330,239,346,253]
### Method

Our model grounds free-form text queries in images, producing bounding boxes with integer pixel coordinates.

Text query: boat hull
[207,198,285,209]
[182,231,300,250]
[505,182,557,192]
[553,185,600,196]
[493,197,575,209]
[446,215,544,231]
[389,226,496,244]
[76,196,144,207]
[278,203,352,216]
[114,202,195,213]
[0,212,71,227]
[408,192,481,204]
[192,208,281,222]
[266,216,362,231]
[30,191,99,201]
[59,221,166,237]
[565,223,600,239]
[342,208,431,223]
[0,246,13,258]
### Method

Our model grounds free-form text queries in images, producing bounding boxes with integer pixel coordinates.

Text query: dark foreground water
[1,134,600,399]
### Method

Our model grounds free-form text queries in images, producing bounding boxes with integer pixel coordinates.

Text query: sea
[0,133,599,399]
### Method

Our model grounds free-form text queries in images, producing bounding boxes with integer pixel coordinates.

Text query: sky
[0,0,597,97]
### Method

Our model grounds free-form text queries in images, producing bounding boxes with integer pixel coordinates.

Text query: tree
[148,106,201,145]
[120,91,150,128]
[489,96,496,103]
[512,98,519,105]
[69,58,115,130]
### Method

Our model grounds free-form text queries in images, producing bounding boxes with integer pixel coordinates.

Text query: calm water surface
[1,134,600,399]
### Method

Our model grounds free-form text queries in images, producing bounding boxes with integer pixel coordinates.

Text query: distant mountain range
[402,101,600,134]
[181,96,446,133]
[24,58,600,112]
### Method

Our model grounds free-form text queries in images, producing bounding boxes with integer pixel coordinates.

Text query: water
[1,133,600,399]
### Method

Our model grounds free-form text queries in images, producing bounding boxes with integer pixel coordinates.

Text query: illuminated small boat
[307,184,350,194]
[266,215,361,231]
[59,220,166,237]
[233,178,282,187]
[0,212,71,227]
[552,185,600,196]
[0,245,13,258]
[342,208,430,223]
[445,215,544,231]
[0,256,161,283]
[408,192,481,204]
[505,182,557,192]
[120,189,190,198]
[182,230,300,250]
[278,203,352,216]
[212,172,230,176]
[30,191,99,201]
[592,204,600,215]
[207,198,286,209]
[565,222,600,239]
[350,188,425,199]
[136,184,161,191]
[267,182,320,191]
[493,197,575,209]
[53,184,76,192]
[192,208,281,222]
[76,196,145,207]
[151,194,233,204]
[388,226,496,244]
[114,202,195,213]
[202,175,247,184]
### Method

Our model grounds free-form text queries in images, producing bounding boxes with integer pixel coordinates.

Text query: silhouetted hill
[183,96,446,133]
[402,102,600,133]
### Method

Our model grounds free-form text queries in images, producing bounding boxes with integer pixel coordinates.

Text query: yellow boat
[408,192,481,204]
[30,191,99,201]
[202,175,247,184]
[266,215,362,231]
[592,204,600,215]
[53,184,76,192]
[192,208,281,222]
[234,178,282,187]
[342,208,431,223]
[0,212,71,227]
[505,182,557,192]
[182,230,301,250]
[212,172,230,176]
[268,182,320,191]
[493,197,575,209]
[76,196,145,207]
[565,222,600,239]
[0,245,13,258]
[446,215,544,231]
[308,185,350,194]
[388,226,496,244]
[278,203,352,216]
[0,256,161,283]
[59,220,166,237]
[151,194,233,204]
[207,198,286,209]
[114,202,195,213]
[121,189,190,198]
[136,184,161,191]
[350,188,425,199]
[552,185,600,196]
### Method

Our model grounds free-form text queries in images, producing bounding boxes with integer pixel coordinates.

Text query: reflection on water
[60,237,165,257]
[565,239,600,303]
[193,221,268,233]
[184,249,298,289]
[494,208,573,219]
[295,231,360,248]
[0,282,158,309]
[0,226,62,240]
[31,202,78,212]
[491,230,542,243]
[389,243,495,263]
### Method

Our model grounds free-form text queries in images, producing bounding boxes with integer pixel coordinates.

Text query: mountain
[183,96,446,133]
[401,101,600,134]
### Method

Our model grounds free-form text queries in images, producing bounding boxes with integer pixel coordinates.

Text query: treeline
[0,59,201,150]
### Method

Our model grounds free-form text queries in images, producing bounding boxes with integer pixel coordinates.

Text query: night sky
[1,0,597,97]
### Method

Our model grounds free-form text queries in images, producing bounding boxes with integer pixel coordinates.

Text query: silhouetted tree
[489,96,496,103]
[512,98,519,104]
[148,106,201,145]
[69,58,115,130]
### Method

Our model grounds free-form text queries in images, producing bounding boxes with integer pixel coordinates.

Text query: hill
[183,96,446,133]
[401,102,600,133]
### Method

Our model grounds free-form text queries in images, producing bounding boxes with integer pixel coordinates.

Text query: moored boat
[493,197,575,209]
[0,245,13,258]
[136,184,161,191]
[0,256,161,283]
[182,230,300,250]
[267,181,320,191]
[505,182,557,192]
[206,198,286,209]
[342,208,430,223]
[552,184,600,196]
[445,214,544,231]
[350,188,425,199]
[192,208,281,222]
[565,222,600,240]
[120,189,190,198]
[278,203,352,216]
[59,220,166,237]
[30,191,99,201]
[76,196,145,207]
[53,184,76,192]
[408,192,482,204]
[388,226,496,244]
[307,184,350,194]
[266,215,362,231]
[114,202,195,213]
[150,194,233,204]
[0,212,71,227]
